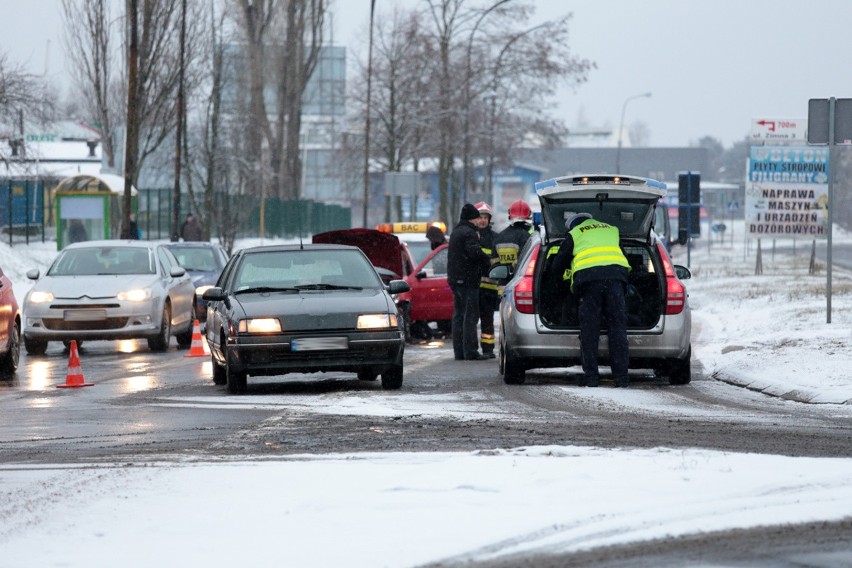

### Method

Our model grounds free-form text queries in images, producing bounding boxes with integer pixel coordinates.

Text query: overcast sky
[3,0,851,148]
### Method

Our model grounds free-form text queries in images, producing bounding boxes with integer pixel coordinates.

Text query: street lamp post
[615,92,651,174]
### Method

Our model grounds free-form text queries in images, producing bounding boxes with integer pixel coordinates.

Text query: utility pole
[171,0,186,241]
[122,0,139,240]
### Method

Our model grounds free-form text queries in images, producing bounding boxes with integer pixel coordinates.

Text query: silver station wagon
[491,174,692,385]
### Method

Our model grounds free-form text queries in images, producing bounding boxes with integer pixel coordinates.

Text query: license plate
[64,309,107,321]
[291,337,348,351]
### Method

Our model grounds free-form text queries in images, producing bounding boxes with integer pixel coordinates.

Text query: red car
[0,263,21,379]
[312,229,452,341]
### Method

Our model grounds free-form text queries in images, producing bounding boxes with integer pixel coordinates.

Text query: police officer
[448,203,492,361]
[495,200,533,272]
[473,202,499,358]
[551,212,631,387]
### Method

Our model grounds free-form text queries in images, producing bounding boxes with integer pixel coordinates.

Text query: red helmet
[473,201,493,217]
[508,200,532,221]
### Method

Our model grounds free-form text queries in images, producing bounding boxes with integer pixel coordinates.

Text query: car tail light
[514,246,539,314]
[656,242,685,315]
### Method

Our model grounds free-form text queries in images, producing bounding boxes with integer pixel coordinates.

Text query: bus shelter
[54,173,138,250]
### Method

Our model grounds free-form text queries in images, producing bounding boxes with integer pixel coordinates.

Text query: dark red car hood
[312,229,403,280]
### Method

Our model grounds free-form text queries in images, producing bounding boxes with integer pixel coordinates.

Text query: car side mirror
[674,265,691,280]
[489,264,510,282]
[203,286,230,309]
[387,280,410,294]
[170,266,186,278]
[26,268,40,280]
[415,270,427,279]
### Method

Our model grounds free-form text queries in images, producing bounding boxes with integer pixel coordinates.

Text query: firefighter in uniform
[495,200,533,272]
[551,212,631,387]
[473,202,499,358]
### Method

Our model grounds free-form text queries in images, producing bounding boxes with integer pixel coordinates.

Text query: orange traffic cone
[57,340,94,388]
[185,320,207,357]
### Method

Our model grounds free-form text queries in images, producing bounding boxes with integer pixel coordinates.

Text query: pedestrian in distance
[180,213,203,242]
[67,219,88,244]
[447,203,492,361]
[128,212,141,240]
[426,225,447,250]
[472,201,499,358]
[551,212,631,387]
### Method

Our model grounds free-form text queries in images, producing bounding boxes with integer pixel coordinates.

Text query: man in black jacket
[447,203,492,361]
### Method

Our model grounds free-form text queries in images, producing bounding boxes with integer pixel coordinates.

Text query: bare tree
[0,53,54,165]
[235,0,327,202]
[61,0,120,168]
[348,0,594,223]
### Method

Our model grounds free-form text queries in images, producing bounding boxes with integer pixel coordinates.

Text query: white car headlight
[356,314,398,329]
[28,291,55,304]
[117,289,152,302]
[238,318,282,333]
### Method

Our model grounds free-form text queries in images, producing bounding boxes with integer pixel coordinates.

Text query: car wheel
[380,364,403,390]
[667,346,692,385]
[211,354,227,385]
[500,341,526,385]
[224,336,247,394]
[357,369,378,381]
[24,337,47,356]
[0,322,20,376]
[148,303,172,352]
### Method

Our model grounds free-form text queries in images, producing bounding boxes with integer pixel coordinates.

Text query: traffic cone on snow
[184,320,207,357]
[56,340,94,388]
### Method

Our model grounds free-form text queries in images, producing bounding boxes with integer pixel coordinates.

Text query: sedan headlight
[238,318,282,333]
[117,289,152,302]
[356,314,398,330]
[28,291,55,304]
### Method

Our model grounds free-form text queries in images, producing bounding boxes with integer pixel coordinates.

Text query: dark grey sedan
[203,244,409,394]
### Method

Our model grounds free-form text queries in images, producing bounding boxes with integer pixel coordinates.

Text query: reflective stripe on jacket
[567,219,629,290]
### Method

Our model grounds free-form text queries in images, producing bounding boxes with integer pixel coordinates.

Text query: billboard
[745,146,828,238]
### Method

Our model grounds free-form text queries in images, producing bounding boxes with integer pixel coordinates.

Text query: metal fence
[137,189,351,240]
[0,179,48,246]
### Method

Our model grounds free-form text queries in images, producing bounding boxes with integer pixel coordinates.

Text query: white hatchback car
[23,240,196,354]
[491,174,692,385]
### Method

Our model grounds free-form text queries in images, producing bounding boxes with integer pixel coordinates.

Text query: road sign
[727,200,740,212]
[750,118,806,142]
[808,98,852,145]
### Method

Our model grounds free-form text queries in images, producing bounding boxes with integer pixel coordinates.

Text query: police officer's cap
[565,212,592,230]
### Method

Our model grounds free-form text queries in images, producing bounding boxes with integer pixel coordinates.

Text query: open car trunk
[536,239,664,330]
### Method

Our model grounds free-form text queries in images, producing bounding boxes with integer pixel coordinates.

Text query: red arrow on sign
[757,120,776,132]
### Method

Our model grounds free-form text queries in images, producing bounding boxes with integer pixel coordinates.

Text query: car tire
[148,303,172,352]
[211,354,227,385]
[667,346,692,385]
[24,337,47,356]
[224,337,247,394]
[0,322,20,376]
[357,369,378,381]
[380,364,403,390]
[500,342,526,385]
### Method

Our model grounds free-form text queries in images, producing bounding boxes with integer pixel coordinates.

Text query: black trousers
[451,285,480,359]
[576,279,628,381]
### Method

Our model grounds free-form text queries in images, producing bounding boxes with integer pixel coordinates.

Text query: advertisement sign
[745,146,829,238]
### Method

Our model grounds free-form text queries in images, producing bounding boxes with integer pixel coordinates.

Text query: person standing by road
[180,213,203,242]
[473,202,499,358]
[495,200,533,272]
[426,225,447,250]
[551,212,631,387]
[447,203,492,361]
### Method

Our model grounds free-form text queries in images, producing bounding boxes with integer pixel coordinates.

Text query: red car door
[406,245,453,322]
